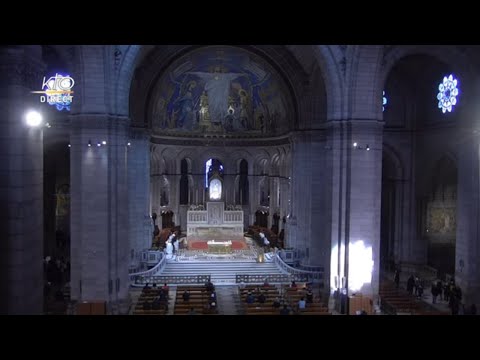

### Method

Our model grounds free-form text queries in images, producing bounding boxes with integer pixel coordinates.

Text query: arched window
[205,158,224,201]
[179,159,189,205]
[205,158,224,188]
[259,177,270,207]
[238,159,249,205]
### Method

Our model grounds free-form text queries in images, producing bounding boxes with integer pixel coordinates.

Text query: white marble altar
[187,202,243,239]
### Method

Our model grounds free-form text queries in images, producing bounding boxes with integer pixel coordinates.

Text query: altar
[187,202,244,239]
[207,240,233,254]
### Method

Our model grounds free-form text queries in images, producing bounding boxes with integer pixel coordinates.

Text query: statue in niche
[238,89,250,129]
[224,106,235,132]
[153,97,168,129]
[209,178,222,201]
[198,91,212,129]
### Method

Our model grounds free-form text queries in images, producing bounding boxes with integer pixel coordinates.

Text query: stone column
[291,130,328,264]
[127,128,151,268]
[69,115,130,314]
[328,120,383,301]
[455,135,480,306]
[223,170,235,205]
[0,46,45,314]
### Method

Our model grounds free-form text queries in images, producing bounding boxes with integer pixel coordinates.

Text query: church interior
[0,45,479,315]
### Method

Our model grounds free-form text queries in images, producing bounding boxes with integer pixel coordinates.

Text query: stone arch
[160,148,177,174]
[347,45,385,120]
[150,149,160,174]
[130,45,326,134]
[382,143,405,181]
[310,45,346,120]
[382,45,476,86]
[270,153,281,176]
[114,45,142,116]
[70,46,109,114]
[382,46,480,120]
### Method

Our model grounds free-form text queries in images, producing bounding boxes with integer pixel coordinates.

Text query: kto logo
[32,73,75,111]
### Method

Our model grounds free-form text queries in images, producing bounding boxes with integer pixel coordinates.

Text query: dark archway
[425,156,457,278]
[255,210,269,228]
[179,159,189,205]
[380,153,397,273]
[238,159,249,205]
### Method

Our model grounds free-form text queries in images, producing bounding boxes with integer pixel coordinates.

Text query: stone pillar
[128,128,151,268]
[0,46,45,314]
[328,120,383,301]
[279,177,289,229]
[150,174,160,216]
[224,171,235,205]
[69,115,130,314]
[291,130,329,265]
[455,136,480,306]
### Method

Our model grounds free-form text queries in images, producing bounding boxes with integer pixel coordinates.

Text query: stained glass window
[437,74,459,113]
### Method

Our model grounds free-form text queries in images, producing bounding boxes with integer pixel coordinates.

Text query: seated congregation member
[280,305,290,315]
[272,297,281,309]
[246,292,255,304]
[182,290,190,302]
[306,289,314,303]
[257,292,266,304]
[298,297,306,310]
[158,288,167,301]
[205,281,215,292]
[152,297,162,310]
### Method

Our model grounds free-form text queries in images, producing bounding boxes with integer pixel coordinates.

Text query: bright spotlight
[349,240,373,292]
[25,110,43,127]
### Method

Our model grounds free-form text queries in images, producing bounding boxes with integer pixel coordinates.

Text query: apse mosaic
[151,46,293,136]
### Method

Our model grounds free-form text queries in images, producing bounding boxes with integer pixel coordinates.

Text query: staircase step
[152,259,286,285]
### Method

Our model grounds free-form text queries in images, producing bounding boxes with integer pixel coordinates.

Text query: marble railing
[129,251,167,285]
[130,275,211,286]
[235,274,309,284]
[274,249,324,284]
[223,211,243,223]
[187,210,243,223]
[187,211,208,223]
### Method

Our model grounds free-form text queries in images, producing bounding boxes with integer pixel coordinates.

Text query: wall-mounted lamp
[352,142,371,151]
[87,140,92,147]
[25,110,43,127]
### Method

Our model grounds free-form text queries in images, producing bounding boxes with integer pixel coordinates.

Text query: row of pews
[174,285,218,315]
[133,287,169,315]
[240,284,330,315]
[379,282,447,315]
